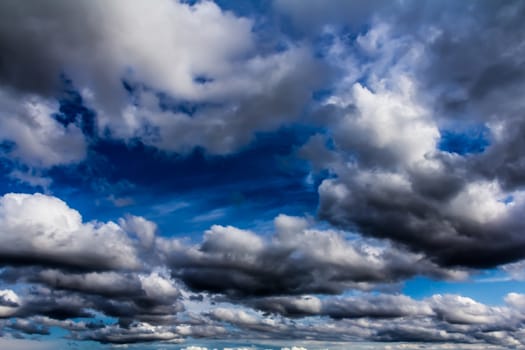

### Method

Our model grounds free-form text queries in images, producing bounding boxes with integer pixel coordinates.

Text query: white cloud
[0,289,20,317]
[0,90,86,167]
[502,260,525,281]
[119,215,157,249]
[429,294,506,325]
[0,193,141,270]
[139,272,179,300]
[0,0,322,156]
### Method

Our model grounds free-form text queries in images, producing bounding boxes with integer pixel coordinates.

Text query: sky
[1,0,525,349]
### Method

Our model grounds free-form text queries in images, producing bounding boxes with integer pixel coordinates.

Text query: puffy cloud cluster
[0,193,185,342]
[0,192,460,345]
[208,293,525,348]
[163,214,464,296]
[0,192,523,348]
[0,193,142,270]
[297,0,525,269]
[0,289,20,318]
[0,0,324,168]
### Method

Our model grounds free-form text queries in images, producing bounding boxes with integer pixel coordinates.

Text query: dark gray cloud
[1,269,184,327]
[208,293,525,348]
[0,192,186,335]
[75,322,182,344]
[3,271,525,348]
[301,0,525,269]
[163,214,463,297]
[7,319,50,336]
[318,172,525,268]
[251,294,432,319]
[15,287,93,320]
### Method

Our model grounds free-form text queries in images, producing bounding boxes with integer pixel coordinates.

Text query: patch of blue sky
[403,272,525,306]
[500,195,514,204]
[53,76,97,137]
[0,76,325,235]
[311,88,334,103]
[32,125,324,237]
[0,159,48,195]
[438,124,490,155]
[214,0,272,18]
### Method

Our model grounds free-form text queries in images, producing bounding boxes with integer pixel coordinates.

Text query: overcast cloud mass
[1,1,525,349]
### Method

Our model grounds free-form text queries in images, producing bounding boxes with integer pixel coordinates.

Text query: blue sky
[1,0,525,349]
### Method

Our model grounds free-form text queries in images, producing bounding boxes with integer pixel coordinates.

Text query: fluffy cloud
[252,294,432,319]
[0,193,141,270]
[0,0,324,159]
[164,214,463,296]
[77,322,181,344]
[302,0,525,269]
[0,0,251,100]
[0,89,86,167]
[0,289,20,318]
[208,293,525,347]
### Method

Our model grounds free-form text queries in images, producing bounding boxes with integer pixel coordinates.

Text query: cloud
[0,289,20,318]
[0,0,325,159]
[77,322,181,344]
[299,1,525,269]
[0,0,251,99]
[0,89,86,167]
[502,261,525,281]
[2,270,184,329]
[7,318,50,335]
[251,294,432,319]
[163,214,464,296]
[206,293,525,347]
[0,193,141,270]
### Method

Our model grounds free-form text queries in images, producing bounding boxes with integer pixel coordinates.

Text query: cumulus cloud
[300,0,525,269]
[0,289,20,318]
[0,269,185,331]
[163,214,463,297]
[0,89,86,167]
[502,260,525,281]
[208,293,525,347]
[77,322,181,344]
[0,193,142,270]
[0,0,324,159]
[252,294,432,319]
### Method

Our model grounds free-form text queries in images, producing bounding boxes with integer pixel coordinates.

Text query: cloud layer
[0,0,524,349]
